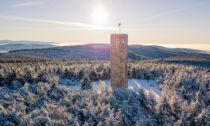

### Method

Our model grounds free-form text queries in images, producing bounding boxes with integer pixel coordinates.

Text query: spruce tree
[81,76,92,90]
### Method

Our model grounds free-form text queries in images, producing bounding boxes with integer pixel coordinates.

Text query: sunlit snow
[61,79,161,97]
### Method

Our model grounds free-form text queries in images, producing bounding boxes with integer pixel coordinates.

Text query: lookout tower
[111,23,128,88]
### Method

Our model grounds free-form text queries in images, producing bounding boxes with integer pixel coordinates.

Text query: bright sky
[0,0,210,50]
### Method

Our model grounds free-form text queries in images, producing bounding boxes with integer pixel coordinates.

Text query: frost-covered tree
[156,97,173,125]
[89,70,98,81]
[0,60,209,125]
[81,76,92,90]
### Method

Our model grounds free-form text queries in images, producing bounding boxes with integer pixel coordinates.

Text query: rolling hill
[0,43,210,64]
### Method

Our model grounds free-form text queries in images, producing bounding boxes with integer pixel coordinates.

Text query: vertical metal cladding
[111,34,128,88]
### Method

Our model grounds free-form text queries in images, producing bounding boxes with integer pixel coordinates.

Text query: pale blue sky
[0,0,210,50]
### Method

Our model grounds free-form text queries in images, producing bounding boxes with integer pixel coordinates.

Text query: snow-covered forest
[0,61,210,125]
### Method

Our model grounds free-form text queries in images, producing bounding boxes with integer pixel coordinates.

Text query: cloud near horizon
[0,14,116,30]
[11,1,46,8]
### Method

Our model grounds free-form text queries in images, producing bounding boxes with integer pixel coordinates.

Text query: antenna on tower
[118,22,121,33]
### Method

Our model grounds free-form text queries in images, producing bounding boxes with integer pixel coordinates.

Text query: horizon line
[0,40,209,51]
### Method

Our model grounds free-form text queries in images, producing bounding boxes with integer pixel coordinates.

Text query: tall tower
[111,34,128,88]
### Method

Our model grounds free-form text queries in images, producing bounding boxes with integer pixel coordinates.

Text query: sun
[92,6,108,25]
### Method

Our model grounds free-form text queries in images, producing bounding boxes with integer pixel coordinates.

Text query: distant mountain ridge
[0,40,55,52]
[0,40,55,45]
[0,43,210,63]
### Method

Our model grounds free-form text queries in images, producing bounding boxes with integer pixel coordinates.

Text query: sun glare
[92,6,108,25]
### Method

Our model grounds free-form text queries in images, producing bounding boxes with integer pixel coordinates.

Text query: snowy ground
[0,50,8,53]
[60,79,81,90]
[60,79,161,97]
